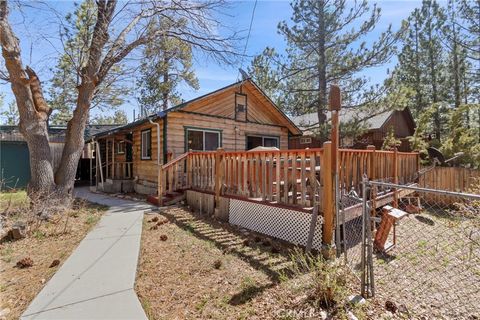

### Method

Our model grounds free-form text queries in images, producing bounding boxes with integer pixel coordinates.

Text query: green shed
[0,140,31,189]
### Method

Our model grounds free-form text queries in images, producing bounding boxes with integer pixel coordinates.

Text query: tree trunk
[427,24,441,141]
[1,0,115,211]
[162,56,169,111]
[1,2,57,199]
[414,18,423,116]
[316,0,327,140]
[451,15,461,109]
[54,90,93,196]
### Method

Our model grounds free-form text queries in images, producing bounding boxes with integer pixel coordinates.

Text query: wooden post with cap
[215,147,224,207]
[322,85,341,253]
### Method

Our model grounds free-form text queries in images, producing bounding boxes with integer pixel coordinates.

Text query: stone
[348,295,366,305]
[347,311,358,320]
[319,310,328,319]
[398,304,409,315]
[9,221,26,240]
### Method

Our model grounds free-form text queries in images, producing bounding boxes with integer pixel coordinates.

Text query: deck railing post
[322,141,335,253]
[158,165,164,206]
[393,147,399,208]
[215,148,224,207]
[367,145,376,180]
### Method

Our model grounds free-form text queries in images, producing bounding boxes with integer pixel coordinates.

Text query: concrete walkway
[21,187,154,320]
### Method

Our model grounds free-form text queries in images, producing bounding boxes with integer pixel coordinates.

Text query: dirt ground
[371,207,480,320]
[0,192,108,320]
[135,205,375,320]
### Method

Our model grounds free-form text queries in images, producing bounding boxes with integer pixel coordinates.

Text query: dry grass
[0,191,108,320]
[371,207,480,319]
[135,206,367,320]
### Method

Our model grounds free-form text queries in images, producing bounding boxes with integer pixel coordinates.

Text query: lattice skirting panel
[229,199,324,250]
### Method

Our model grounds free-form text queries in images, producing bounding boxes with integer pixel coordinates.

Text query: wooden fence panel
[419,167,480,204]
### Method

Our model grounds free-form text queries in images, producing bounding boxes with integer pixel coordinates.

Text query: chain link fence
[361,179,480,319]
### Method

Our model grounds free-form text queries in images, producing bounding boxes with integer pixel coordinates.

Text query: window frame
[234,92,248,122]
[299,137,312,145]
[246,134,280,150]
[117,140,125,154]
[184,127,222,152]
[141,129,152,160]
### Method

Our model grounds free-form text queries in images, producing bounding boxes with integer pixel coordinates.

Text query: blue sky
[0,0,429,122]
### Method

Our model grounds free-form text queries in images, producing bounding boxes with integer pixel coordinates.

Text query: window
[141,129,151,159]
[246,135,279,150]
[186,128,221,151]
[235,93,247,121]
[300,137,312,144]
[117,141,125,154]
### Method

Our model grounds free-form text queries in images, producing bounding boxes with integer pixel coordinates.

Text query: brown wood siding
[380,110,415,138]
[166,112,289,157]
[290,110,415,152]
[181,82,291,129]
[131,120,163,184]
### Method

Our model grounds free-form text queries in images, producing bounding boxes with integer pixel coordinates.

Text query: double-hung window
[186,128,221,151]
[141,129,151,160]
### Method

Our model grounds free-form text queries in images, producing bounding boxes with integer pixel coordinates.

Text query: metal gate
[359,179,480,317]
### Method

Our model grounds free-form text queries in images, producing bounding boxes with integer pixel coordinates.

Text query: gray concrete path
[21,187,154,320]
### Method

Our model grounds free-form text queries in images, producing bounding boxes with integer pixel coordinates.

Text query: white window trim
[247,134,280,148]
[141,130,151,160]
[299,137,312,144]
[117,141,125,154]
[186,128,221,151]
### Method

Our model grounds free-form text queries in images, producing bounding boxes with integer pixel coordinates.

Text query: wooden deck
[158,146,419,214]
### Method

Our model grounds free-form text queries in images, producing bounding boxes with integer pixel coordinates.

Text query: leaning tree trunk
[54,86,94,196]
[1,0,110,210]
[1,3,57,200]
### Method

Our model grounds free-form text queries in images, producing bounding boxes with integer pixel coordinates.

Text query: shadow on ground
[160,207,298,305]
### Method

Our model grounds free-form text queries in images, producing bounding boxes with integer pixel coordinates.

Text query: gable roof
[92,79,302,139]
[292,108,415,134]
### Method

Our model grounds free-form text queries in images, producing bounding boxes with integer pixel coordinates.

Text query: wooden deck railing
[158,152,189,200]
[338,148,419,195]
[217,149,323,207]
[158,146,420,244]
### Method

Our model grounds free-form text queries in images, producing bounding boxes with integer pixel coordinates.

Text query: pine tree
[382,126,402,150]
[136,17,199,114]
[395,0,448,142]
[422,1,447,140]
[458,0,480,95]
[254,0,399,140]
[395,9,427,117]
[49,0,129,125]
[441,104,480,167]
[0,100,19,125]
[90,110,128,125]
[247,47,285,110]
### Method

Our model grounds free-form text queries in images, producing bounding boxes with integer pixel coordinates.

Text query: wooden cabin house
[89,79,302,195]
[289,108,416,152]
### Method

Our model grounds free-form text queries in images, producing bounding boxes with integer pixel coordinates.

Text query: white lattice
[229,199,324,250]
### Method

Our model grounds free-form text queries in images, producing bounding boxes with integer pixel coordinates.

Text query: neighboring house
[289,108,416,152]
[0,124,119,189]
[89,79,302,195]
